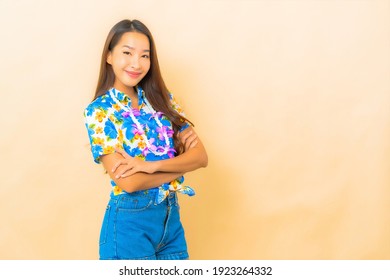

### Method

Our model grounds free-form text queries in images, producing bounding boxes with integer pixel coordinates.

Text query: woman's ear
[106,52,112,65]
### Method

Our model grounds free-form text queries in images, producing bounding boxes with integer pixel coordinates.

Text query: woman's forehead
[117,32,150,51]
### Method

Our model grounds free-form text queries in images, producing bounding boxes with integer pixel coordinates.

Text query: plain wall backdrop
[0,0,389,259]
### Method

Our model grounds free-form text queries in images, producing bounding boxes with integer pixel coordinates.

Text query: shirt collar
[108,86,144,105]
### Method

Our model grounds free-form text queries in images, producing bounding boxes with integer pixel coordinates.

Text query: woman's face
[107,31,151,95]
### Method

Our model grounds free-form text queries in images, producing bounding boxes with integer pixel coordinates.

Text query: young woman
[84,19,208,260]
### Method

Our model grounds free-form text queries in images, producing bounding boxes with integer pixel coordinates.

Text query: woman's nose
[130,56,140,69]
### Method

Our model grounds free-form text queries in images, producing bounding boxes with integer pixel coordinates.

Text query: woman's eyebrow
[122,45,150,52]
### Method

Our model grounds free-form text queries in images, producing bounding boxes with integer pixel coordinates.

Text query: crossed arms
[100,126,208,193]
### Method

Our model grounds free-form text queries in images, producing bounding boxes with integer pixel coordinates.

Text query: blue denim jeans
[99,189,189,260]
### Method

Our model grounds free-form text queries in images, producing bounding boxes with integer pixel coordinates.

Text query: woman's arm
[100,152,184,193]
[154,126,208,172]
[112,126,208,178]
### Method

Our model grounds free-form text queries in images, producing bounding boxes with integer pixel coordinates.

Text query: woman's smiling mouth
[125,70,142,79]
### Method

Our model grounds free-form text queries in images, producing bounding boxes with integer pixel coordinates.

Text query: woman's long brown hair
[93,19,193,155]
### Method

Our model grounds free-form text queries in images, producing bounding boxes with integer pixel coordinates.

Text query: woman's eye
[142,55,150,59]
[123,51,131,55]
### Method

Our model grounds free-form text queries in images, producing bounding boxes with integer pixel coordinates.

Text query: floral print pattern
[84,87,195,203]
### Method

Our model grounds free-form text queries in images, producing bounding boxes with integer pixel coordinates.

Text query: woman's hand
[179,127,198,152]
[111,148,157,178]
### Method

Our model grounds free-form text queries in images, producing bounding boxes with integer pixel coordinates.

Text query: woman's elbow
[116,179,142,193]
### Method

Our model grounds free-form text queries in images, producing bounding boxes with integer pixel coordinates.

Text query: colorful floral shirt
[84,87,195,203]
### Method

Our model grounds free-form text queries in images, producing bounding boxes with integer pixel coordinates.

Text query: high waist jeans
[99,190,188,260]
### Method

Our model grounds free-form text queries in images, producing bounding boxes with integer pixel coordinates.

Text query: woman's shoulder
[84,93,111,117]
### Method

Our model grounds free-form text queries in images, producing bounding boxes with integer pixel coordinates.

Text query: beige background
[0,0,389,259]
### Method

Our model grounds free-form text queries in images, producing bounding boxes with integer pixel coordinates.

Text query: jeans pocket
[118,193,154,212]
[99,205,111,245]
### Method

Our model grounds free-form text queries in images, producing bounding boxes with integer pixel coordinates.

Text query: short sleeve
[169,93,190,132]
[84,106,122,164]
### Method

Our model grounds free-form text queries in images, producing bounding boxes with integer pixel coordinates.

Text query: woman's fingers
[111,148,155,177]
[112,159,127,173]
[180,129,198,151]
[186,134,198,150]
[190,140,198,149]
[180,130,193,142]
[120,168,137,178]
[185,137,191,151]
[112,148,133,173]
[115,165,135,178]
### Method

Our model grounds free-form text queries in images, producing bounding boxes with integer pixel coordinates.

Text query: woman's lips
[125,71,141,79]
